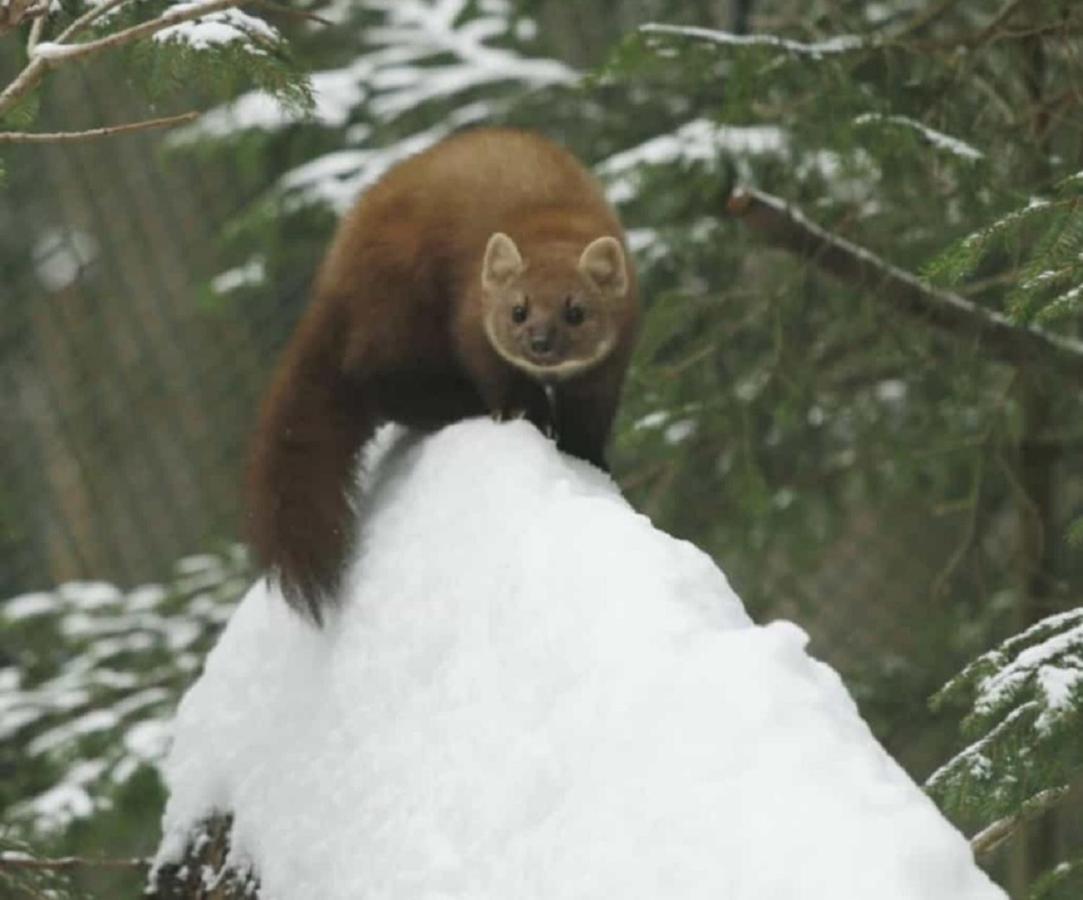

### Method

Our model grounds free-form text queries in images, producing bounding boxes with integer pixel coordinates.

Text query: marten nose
[530,331,554,355]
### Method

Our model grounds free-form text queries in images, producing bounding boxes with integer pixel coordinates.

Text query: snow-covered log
[152,419,1005,899]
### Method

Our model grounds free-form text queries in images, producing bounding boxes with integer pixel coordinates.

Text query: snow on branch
[151,3,280,52]
[726,188,1083,381]
[927,606,1083,836]
[598,118,786,204]
[853,113,984,162]
[0,0,307,142]
[179,0,576,213]
[940,608,1083,737]
[29,0,265,63]
[640,22,868,59]
[362,0,574,119]
[276,103,490,213]
[180,0,573,141]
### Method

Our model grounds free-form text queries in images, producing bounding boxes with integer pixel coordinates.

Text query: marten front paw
[492,408,527,423]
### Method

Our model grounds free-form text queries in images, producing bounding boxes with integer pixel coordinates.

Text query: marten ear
[578,236,628,296]
[482,232,524,291]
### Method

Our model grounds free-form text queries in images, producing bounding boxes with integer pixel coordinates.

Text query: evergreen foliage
[0,548,248,833]
[0,0,312,136]
[929,607,1083,896]
[928,173,1083,326]
[0,832,80,899]
[2,0,1082,895]
[929,608,1083,824]
[1029,856,1083,900]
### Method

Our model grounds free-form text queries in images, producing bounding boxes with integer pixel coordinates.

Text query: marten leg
[553,373,621,472]
[247,302,375,623]
[458,346,518,421]
[555,410,611,471]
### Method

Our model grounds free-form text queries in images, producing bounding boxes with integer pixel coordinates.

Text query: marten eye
[564,302,584,326]
[511,303,528,324]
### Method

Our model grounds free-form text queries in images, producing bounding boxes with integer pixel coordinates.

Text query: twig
[0,110,200,143]
[0,852,150,872]
[892,0,961,38]
[726,189,1083,382]
[970,785,1070,859]
[972,0,1029,46]
[26,11,45,55]
[247,0,333,27]
[930,453,985,599]
[58,0,133,42]
[0,0,48,38]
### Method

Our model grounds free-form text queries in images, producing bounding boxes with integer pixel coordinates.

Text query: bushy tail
[246,303,376,624]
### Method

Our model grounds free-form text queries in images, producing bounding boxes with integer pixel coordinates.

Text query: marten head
[480,232,629,381]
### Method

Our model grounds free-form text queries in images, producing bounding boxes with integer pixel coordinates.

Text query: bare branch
[0,111,200,143]
[0,0,48,38]
[972,0,1029,46]
[726,189,1083,382]
[26,10,45,54]
[969,786,1070,859]
[0,56,49,121]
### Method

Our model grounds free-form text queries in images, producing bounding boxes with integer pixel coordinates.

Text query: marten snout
[480,232,630,382]
[528,326,556,357]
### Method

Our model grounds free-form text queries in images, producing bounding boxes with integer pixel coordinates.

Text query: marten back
[248,128,639,622]
[316,128,623,310]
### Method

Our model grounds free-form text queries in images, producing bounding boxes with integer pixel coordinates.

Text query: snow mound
[156,419,1004,900]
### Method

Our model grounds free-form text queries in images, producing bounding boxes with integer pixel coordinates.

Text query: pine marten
[248,128,640,622]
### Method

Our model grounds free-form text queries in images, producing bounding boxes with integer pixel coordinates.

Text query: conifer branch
[29,0,245,64]
[726,189,1083,381]
[0,0,131,124]
[0,111,200,143]
[0,0,244,121]
[0,852,150,872]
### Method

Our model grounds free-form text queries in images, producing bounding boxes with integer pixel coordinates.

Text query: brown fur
[247,128,640,622]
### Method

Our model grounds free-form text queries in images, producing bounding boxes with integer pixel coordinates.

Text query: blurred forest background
[1,0,1082,897]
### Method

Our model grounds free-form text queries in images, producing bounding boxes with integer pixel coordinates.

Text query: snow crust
[157,419,1004,899]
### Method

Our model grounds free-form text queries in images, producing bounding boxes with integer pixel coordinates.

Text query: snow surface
[157,419,1004,900]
